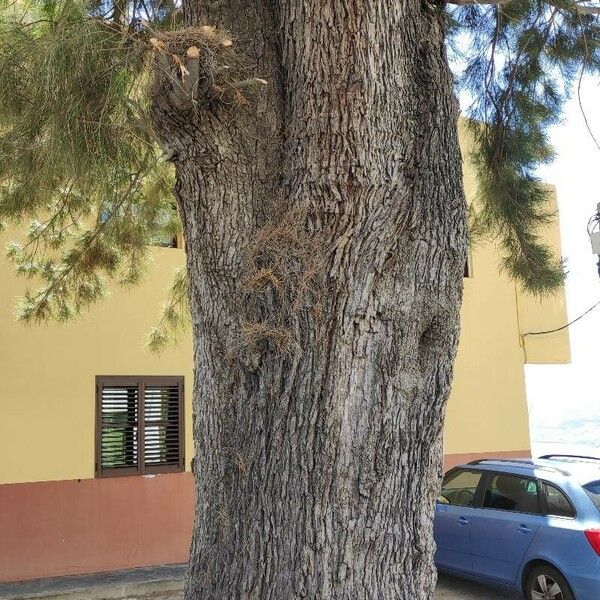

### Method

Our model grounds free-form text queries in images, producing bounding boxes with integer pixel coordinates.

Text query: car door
[434,468,484,574]
[470,472,544,584]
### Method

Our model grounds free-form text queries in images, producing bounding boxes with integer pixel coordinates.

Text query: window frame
[95,375,185,478]
[583,480,600,513]
[539,480,577,519]
[479,471,543,516]
[438,467,487,508]
[464,253,473,278]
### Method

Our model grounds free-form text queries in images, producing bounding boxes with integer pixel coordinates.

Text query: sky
[525,75,600,456]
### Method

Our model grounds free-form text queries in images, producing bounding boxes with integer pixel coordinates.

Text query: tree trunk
[151,1,468,598]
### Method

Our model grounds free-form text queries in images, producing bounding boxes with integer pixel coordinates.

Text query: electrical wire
[522,299,600,336]
[524,209,600,337]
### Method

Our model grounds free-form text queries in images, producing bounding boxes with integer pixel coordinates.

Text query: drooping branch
[576,2,600,15]
[0,2,184,322]
[447,0,511,6]
[447,0,600,13]
[449,0,600,293]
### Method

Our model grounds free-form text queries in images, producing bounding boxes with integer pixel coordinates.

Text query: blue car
[434,455,600,600]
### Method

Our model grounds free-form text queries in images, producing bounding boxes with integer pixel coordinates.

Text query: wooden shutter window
[96,376,184,478]
[144,382,183,472]
[98,383,139,475]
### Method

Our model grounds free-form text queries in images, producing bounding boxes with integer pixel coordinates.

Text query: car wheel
[525,564,575,600]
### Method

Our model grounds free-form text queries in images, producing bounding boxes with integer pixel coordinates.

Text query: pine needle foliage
[147,266,189,352]
[449,1,600,294]
[0,0,181,325]
[1,0,599,345]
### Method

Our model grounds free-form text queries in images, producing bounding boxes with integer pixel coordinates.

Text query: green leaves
[0,0,181,330]
[2,0,599,342]
[147,267,189,353]
[449,1,600,294]
[471,133,565,294]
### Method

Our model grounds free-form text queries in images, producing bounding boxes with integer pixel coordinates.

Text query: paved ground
[436,574,520,599]
[0,566,185,600]
[126,575,521,600]
[0,567,522,600]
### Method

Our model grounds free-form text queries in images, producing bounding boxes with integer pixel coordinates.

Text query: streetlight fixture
[589,202,600,278]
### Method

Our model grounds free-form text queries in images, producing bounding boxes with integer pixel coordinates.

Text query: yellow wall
[0,128,570,484]
[444,127,570,457]
[516,187,571,365]
[0,244,194,484]
[445,252,532,455]
[443,131,528,456]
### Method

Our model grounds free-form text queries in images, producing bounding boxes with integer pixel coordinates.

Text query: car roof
[455,455,600,485]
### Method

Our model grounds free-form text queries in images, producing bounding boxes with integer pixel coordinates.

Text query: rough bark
[151,1,468,598]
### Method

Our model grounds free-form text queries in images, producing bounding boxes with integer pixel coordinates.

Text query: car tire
[525,563,575,600]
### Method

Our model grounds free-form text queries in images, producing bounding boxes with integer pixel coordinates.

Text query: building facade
[0,131,570,583]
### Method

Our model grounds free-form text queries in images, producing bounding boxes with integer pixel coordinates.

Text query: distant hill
[532,417,600,457]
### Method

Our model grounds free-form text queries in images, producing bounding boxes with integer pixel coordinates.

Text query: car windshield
[583,480,600,511]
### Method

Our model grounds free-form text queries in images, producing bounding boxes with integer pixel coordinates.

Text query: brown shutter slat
[96,381,140,476]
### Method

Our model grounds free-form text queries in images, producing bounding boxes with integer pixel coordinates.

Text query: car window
[543,483,575,518]
[583,480,600,512]
[482,473,541,514]
[438,469,482,507]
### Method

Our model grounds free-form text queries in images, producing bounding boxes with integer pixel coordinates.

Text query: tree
[1,0,598,598]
